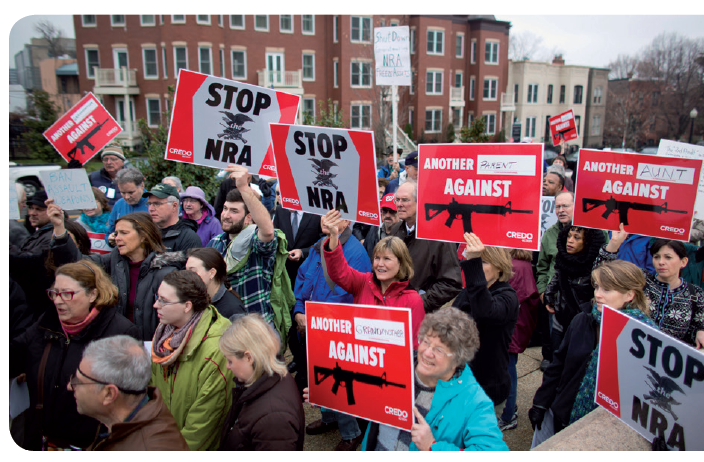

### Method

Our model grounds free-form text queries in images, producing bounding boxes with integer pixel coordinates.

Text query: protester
[377,148,404,180]
[151,270,233,450]
[453,233,519,409]
[529,260,656,447]
[105,167,148,246]
[89,143,127,207]
[181,186,222,246]
[10,261,139,450]
[70,336,189,451]
[144,183,202,254]
[186,247,245,321]
[385,151,418,195]
[76,187,112,234]
[9,182,30,248]
[272,204,324,288]
[551,156,573,191]
[597,225,704,348]
[364,193,399,262]
[378,177,390,200]
[162,176,183,193]
[13,190,53,253]
[542,167,564,197]
[219,314,305,451]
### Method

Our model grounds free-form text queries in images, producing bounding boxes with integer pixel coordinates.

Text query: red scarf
[60,307,100,336]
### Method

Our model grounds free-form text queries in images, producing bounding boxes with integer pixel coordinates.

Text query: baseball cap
[380,193,397,212]
[142,183,180,200]
[405,151,419,168]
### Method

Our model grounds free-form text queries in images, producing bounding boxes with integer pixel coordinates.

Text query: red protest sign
[43,93,122,164]
[86,232,111,255]
[572,149,701,240]
[165,69,300,177]
[548,109,578,145]
[306,302,414,431]
[416,143,543,251]
[270,123,380,226]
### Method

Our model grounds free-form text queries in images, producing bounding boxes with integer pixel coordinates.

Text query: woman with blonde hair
[453,232,519,409]
[218,314,305,451]
[529,259,655,447]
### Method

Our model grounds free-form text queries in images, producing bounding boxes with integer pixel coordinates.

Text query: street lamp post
[690,108,698,144]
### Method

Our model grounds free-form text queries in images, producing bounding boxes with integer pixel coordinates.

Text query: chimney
[552,55,565,65]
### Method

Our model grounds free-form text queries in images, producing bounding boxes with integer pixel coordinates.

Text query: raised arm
[226,164,274,243]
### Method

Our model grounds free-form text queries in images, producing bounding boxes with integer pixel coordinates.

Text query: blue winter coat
[361,365,508,451]
[608,233,654,273]
[89,168,122,207]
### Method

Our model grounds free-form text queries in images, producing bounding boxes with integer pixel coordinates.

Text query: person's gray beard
[222,216,247,236]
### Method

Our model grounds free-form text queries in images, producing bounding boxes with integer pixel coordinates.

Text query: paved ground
[293,346,545,451]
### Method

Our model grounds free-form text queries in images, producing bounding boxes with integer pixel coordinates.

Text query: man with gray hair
[143,183,202,253]
[105,167,149,246]
[69,335,188,450]
[162,176,183,193]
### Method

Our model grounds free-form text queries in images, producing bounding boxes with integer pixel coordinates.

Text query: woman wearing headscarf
[181,186,222,246]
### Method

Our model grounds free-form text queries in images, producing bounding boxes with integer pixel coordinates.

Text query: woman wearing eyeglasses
[150,270,233,451]
[10,261,139,450]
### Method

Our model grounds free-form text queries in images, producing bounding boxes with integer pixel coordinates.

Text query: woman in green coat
[151,270,233,450]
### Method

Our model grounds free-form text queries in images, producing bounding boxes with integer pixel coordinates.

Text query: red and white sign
[572,149,701,241]
[165,69,300,177]
[270,124,380,226]
[416,143,543,251]
[548,109,578,145]
[87,232,111,255]
[595,306,704,451]
[43,93,122,164]
[306,302,414,431]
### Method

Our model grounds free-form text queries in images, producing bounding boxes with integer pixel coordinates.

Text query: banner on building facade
[374,26,411,86]
[548,109,578,145]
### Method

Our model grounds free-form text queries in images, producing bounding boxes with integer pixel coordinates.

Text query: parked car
[9,162,61,198]
[639,147,659,155]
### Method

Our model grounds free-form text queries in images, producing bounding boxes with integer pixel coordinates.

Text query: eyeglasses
[154,294,182,307]
[46,289,79,301]
[182,198,201,205]
[394,197,413,204]
[381,208,397,215]
[147,201,168,208]
[70,365,146,395]
[419,337,453,358]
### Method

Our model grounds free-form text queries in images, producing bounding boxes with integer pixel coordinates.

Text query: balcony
[500,93,516,112]
[449,86,465,107]
[256,69,304,95]
[114,121,141,149]
[93,68,140,96]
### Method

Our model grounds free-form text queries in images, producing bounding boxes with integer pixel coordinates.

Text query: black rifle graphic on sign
[642,366,685,421]
[218,111,253,143]
[310,159,339,190]
[66,118,110,161]
[425,197,533,234]
[582,196,687,226]
[314,362,406,405]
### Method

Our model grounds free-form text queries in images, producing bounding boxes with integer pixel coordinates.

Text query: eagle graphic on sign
[309,159,339,190]
[642,366,685,421]
[218,111,253,143]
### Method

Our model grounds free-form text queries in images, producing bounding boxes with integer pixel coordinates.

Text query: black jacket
[10,304,139,450]
[212,284,246,321]
[272,206,324,287]
[453,258,519,405]
[160,218,202,255]
[10,276,33,340]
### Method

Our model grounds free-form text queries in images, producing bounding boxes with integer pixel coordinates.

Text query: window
[453,108,462,130]
[573,85,583,104]
[484,114,496,135]
[85,48,100,78]
[410,71,415,94]
[547,84,553,104]
[575,116,581,135]
[146,98,161,127]
[470,40,476,63]
[485,41,499,64]
[172,15,186,24]
[196,15,210,25]
[280,15,293,33]
[303,98,315,121]
[218,15,222,27]
[351,104,371,129]
[230,15,244,29]
[469,77,475,100]
[652,91,660,106]
[426,71,443,95]
[199,47,212,74]
[409,108,414,128]
[427,30,444,55]
[559,85,566,104]
[231,50,246,79]
[161,46,167,78]
[111,15,125,26]
[456,33,464,58]
[333,16,339,42]
[527,84,538,103]
[254,15,269,31]
[82,15,96,27]
[333,60,339,88]
[219,49,225,77]
[591,115,602,135]
[410,28,416,54]
[514,84,519,103]
[302,53,315,81]
[525,117,536,138]
[593,86,602,104]
[425,109,442,133]
[390,20,399,26]
[174,47,188,75]
[142,48,158,78]
[351,17,371,43]
[141,15,155,26]
[483,78,498,100]
[454,72,463,88]
[302,15,314,34]
[351,61,372,87]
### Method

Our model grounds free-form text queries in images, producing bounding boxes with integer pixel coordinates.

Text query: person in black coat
[185,247,245,320]
[272,205,324,287]
[10,260,139,450]
[453,233,519,406]
[9,276,33,340]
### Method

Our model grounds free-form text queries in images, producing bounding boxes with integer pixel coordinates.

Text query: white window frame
[591,114,602,135]
[303,97,316,121]
[425,108,442,133]
[82,15,96,27]
[547,84,553,104]
[483,78,498,101]
[111,15,125,27]
[231,50,247,80]
[525,116,536,138]
[146,97,161,128]
[454,71,463,89]
[350,16,372,43]
[427,29,444,56]
[161,46,168,78]
[85,48,100,79]
[470,40,477,63]
[254,15,269,32]
[198,46,212,75]
[279,15,293,33]
[452,108,462,130]
[514,83,519,103]
[390,19,399,26]
[485,40,499,64]
[173,46,188,76]
[230,15,245,30]
[196,15,210,26]
[142,47,158,79]
[469,76,475,100]
[218,15,223,27]
[426,70,443,95]
[140,15,156,26]
[527,84,538,103]
[171,15,186,25]
[333,16,339,43]
[574,85,584,104]
[219,48,225,77]
[333,60,339,88]
[301,15,315,35]
[350,60,372,88]
[593,86,602,104]
[302,53,315,81]
[484,113,496,135]
[456,33,464,58]
[350,103,372,129]
[410,28,416,55]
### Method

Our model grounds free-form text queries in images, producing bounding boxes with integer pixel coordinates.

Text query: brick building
[73,14,510,151]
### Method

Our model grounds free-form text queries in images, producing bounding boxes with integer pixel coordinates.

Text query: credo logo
[262,164,277,171]
[359,211,379,219]
[168,147,192,158]
[385,406,408,421]
[282,197,300,206]
[506,231,533,240]
[660,225,685,235]
[597,391,619,410]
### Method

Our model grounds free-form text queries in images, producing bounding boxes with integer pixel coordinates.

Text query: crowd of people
[8,142,704,451]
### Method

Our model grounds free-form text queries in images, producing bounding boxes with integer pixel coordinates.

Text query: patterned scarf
[80,212,111,234]
[151,311,204,367]
[60,307,100,336]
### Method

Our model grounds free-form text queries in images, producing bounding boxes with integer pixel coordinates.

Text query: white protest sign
[657,139,704,216]
[39,169,97,210]
[374,26,411,86]
[9,183,20,220]
[540,196,557,238]
[86,231,111,255]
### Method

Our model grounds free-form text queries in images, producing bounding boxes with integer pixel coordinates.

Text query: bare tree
[607,54,639,80]
[509,31,544,61]
[34,20,67,58]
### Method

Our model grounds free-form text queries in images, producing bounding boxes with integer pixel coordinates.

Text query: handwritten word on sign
[39,169,97,210]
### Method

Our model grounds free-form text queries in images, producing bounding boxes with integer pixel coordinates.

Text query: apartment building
[583,67,609,148]
[39,58,82,113]
[14,37,76,91]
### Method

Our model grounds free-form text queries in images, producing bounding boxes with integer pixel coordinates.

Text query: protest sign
[87,231,111,255]
[165,69,300,177]
[548,110,578,145]
[306,302,414,431]
[374,26,411,86]
[540,196,558,238]
[9,183,20,220]
[43,92,122,164]
[39,169,96,210]
[595,306,704,451]
[269,123,380,226]
[572,149,701,241]
[416,143,543,251]
[657,139,704,217]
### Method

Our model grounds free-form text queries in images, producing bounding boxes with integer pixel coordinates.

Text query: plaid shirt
[207,230,277,324]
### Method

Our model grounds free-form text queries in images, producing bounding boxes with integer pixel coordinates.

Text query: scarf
[195,209,210,225]
[554,225,605,277]
[60,307,100,336]
[79,212,111,234]
[151,310,204,367]
[224,225,258,271]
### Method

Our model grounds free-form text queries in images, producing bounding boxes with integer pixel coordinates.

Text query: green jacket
[151,305,233,451]
[270,228,295,351]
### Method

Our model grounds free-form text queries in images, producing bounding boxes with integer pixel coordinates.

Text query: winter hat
[100,143,126,161]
